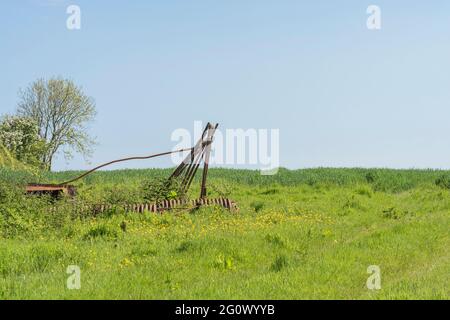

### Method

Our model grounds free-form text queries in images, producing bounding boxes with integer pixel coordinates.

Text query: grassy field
[0,167,449,299]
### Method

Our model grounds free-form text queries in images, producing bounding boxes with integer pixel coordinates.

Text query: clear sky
[1,0,450,171]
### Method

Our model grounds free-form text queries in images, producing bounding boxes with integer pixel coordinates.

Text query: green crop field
[0,167,449,299]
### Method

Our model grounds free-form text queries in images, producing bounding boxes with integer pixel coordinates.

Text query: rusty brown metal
[51,197,239,215]
[27,122,237,213]
[169,122,218,199]
[25,147,193,197]
[169,123,210,179]
[70,197,238,214]
[200,123,218,198]
[26,184,76,197]
[56,147,194,186]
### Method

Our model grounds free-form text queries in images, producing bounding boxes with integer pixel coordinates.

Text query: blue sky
[1,1,450,171]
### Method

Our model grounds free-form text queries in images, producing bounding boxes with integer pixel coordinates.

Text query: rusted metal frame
[26,184,77,197]
[200,123,218,198]
[181,123,217,195]
[182,145,207,194]
[28,122,234,212]
[159,147,201,198]
[180,140,205,182]
[169,123,211,179]
[52,197,239,215]
[47,122,211,188]
[172,123,212,192]
[170,128,207,180]
[76,197,238,214]
[180,142,207,193]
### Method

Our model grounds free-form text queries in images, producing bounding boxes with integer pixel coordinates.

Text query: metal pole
[200,123,218,198]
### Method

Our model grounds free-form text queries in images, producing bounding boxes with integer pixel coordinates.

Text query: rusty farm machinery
[25,123,238,213]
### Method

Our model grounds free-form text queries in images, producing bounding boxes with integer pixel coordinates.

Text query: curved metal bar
[57,147,194,186]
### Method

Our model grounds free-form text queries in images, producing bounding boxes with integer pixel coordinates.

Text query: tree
[17,77,96,170]
[0,115,46,167]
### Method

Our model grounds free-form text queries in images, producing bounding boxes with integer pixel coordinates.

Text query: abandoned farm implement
[25,123,238,213]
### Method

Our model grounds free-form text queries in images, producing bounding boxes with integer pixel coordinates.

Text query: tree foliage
[17,77,96,170]
[0,115,45,167]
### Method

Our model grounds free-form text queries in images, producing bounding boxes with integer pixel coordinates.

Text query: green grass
[0,167,449,299]
[0,145,30,171]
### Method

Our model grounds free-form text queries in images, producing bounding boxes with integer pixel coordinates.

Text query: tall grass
[42,167,450,193]
[0,167,449,299]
